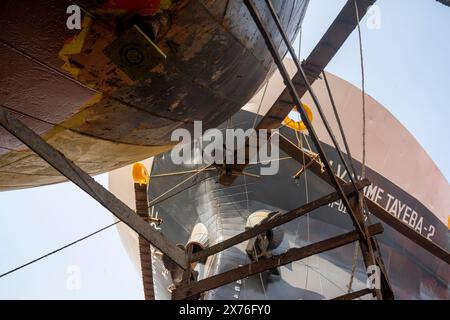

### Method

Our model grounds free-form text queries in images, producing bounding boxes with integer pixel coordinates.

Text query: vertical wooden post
[133,163,155,300]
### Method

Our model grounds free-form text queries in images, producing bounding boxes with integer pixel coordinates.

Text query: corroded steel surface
[0,0,309,190]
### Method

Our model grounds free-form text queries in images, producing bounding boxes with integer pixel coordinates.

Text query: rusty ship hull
[0,0,308,190]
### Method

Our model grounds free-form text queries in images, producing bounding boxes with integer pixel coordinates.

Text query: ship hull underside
[144,110,449,300]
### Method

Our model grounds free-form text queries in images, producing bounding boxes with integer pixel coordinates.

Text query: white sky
[0,0,449,299]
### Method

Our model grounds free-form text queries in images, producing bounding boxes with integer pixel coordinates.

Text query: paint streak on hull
[0,0,309,190]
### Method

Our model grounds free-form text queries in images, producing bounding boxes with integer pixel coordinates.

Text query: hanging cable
[0,221,121,279]
[0,162,215,280]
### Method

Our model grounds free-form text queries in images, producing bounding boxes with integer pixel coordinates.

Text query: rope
[252,81,270,129]
[227,117,232,130]
[149,175,217,209]
[347,241,359,293]
[243,173,250,213]
[148,165,214,208]
[253,244,268,300]
[322,68,366,295]
[354,0,367,179]
[148,157,293,209]
[322,72,357,178]
[303,133,313,155]
[150,168,216,178]
[261,0,360,195]
[347,0,369,294]
[296,131,311,290]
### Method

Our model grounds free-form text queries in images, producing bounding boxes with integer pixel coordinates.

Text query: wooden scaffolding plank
[257,0,376,130]
[278,134,450,264]
[332,288,373,300]
[0,106,187,269]
[172,223,384,300]
[192,178,371,263]
[219,0,376,188]
[244,0,367,239]
[366,198,450,264]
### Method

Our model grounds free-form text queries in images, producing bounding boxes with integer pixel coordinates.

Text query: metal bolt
[124,47,143,65]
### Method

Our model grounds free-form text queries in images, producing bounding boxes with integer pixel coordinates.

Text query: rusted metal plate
[0,0,84,71]
[0,41,94,151]
[104,25,166,81]
[0,0,307,190]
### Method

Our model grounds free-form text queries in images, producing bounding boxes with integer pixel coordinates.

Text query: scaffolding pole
[0,106,187,269]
